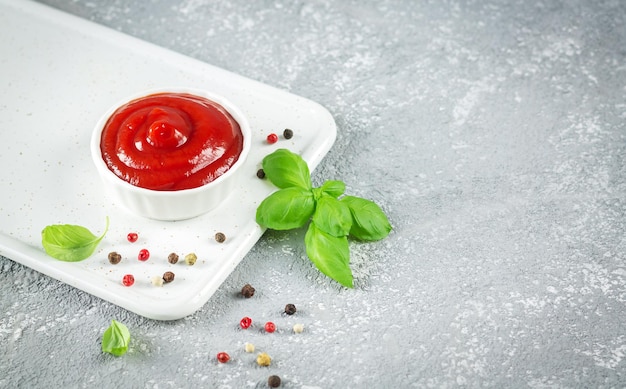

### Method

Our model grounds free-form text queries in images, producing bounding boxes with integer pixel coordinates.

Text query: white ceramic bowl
[90,88,251,221]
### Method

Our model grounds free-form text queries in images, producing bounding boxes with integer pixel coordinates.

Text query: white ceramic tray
[0,0,336,320]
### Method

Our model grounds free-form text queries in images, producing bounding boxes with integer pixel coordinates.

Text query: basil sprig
[102,319,131,356]
[41,217,109,262]
[256,149,391,287]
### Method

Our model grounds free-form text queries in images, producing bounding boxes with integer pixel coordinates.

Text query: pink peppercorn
[122,274,134,286]
[138,248,150,261]
[240,316,252,329]
[266,133,278,144]
[217,352,230,363]
[264,322,276,333]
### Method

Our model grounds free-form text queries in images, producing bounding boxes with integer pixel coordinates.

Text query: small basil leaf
[305,222,353,288]
[256,187,315,230]
[41,217,109,262]
[262,149,312,190]
[320,180,345,198]
[102,319,130,357]
[312,195,352,237]
[341,196,392,241]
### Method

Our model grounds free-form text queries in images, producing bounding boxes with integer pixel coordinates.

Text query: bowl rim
[90,87,252,197]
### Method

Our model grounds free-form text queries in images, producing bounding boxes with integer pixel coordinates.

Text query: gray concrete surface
[2,0,626,387]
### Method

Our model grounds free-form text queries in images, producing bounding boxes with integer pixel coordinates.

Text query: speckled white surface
[1,0,625,387]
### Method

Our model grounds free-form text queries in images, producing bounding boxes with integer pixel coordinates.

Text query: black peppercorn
[241,283,255,298]
[268,375,281,388]
[163,271,175,283]
[167,252,179,264]
[284,303,297,315]
[283,128,293,139]
[215,232,226,243]
[108,251,122,265]
[256,168,265,179]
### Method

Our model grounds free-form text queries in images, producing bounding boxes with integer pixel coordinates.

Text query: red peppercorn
[266,133,278,144]
[217,352,230,363]
[127,232,138,243]
[240,316,252,329]
[138,248,150,261]
[122,274,134,286]
[264,321,276,333]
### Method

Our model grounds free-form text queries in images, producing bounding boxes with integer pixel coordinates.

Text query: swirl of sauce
[100,92,244,190]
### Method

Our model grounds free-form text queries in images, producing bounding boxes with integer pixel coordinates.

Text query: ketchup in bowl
[99,92,244,191]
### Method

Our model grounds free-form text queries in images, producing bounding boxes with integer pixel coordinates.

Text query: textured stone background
[1,0,625,387]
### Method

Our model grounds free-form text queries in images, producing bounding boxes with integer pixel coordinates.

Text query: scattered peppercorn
[293,323,304,333]
[264,322,276,333]
[216,352,230,363]
[138,248,150,261]
[283,128,293,139]
[167,252,179,264]
[240,316,252,329]
[215,232,226,243]
[284,303,297,315]
[241,283,255,298]
[122,274,134,287]
[151,275,164,287]
[268,375,282,388]
[256,168,265,179]
[184,253,197,265]
[256,352,271,367]
[244,342,255,353]
[163,271,175,283]
[266,133,278,144]
[108,251,121,265]
[127,232,138,243]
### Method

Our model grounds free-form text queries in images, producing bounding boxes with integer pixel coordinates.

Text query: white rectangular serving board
[0,0,336,320]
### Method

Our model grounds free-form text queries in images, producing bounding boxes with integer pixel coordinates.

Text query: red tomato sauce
[100,92,244,190]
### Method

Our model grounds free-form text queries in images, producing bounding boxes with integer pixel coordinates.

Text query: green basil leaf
[305,222,353,288]
[262,148,312,189]
[320,180,345,198]
[102,319,130,357]
[312,195,352,237]
[341,196,391,241]
[256,187,315,230]
[41,217,109,262]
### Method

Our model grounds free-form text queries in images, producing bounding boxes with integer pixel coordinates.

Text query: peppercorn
[216,352,230,363]
[256,168,265,179]
[151,275,164,287]
[266,133,278,144]
[184,253,197,265]
[122,274,134,287]
[126,232,138,243]
[293,323,304,333]
[256,352,271,367]
[163,271,175,283]
[108,251,121,265]
[244,342,255,353]
[283,128,293,139]
[284,303,296,315]
[138,248,150,261]
[264,321,276,333]
[240,316,252,329]
[167,252,179,264]
[268,375,281,388]
[215,232,226,243]
[241,283,255,298]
